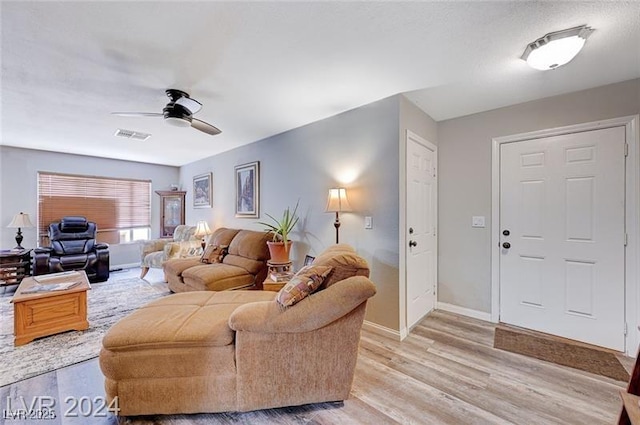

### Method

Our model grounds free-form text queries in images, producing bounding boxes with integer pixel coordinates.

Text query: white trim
[403,130,438,337]
[437,302,492,322]
[491,115,640,355]
[362,320,402,341]
[110,262,140,270]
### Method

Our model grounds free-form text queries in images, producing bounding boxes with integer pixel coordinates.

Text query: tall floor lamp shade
[325,188,352,244]
[7,212,34,250]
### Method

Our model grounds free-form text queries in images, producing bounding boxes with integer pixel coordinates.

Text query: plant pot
[267,241,293,263]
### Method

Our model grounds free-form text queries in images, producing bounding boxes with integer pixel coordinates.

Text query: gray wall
[0,146,179,267]
[437,78,640,313]
[180,95,403,329]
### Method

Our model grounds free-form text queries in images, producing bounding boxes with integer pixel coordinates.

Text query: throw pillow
[276,265,333,308]
[200,244,228,264]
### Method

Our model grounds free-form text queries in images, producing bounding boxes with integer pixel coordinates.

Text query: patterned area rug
[0,275,170,387]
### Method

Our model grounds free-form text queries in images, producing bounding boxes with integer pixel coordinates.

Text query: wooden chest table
[11,271,91,346]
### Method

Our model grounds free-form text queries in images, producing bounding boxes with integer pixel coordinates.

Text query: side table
[263,278,288,292]
[0,249,32,286]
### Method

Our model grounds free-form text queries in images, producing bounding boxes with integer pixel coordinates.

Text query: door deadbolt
[503,230,510,236]
[502,242,511,249]
[409,227,414,234]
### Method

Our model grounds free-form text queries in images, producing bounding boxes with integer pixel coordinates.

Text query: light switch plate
[472,216,485,228]
[364,216,373,229]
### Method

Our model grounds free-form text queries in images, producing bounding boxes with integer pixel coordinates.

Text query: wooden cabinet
[0,249,31,286]
[156,191,186,238]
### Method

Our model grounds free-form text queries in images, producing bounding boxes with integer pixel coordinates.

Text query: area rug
[494,323,630,382]
[0,276,171,387]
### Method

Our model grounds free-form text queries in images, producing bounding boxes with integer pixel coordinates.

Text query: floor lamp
[325,188,352,244]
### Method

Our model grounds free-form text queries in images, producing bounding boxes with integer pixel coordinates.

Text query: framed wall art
[235,161,259,218]
[193,172,212,208]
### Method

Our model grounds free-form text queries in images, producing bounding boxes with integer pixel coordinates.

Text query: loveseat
[163,227,272,292]
[139,224,200,279]
[99,244,374,416]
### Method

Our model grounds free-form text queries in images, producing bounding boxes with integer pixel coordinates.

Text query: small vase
[267,241,293,263]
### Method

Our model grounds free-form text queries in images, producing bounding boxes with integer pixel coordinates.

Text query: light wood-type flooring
[0,285,629,424]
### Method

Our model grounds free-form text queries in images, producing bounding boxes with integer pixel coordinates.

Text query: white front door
[500,126,626,351]
[406,132,437,329]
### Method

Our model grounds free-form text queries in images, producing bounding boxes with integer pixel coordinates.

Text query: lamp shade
[325,188,352,213]
[521,25,594,71]
[7,212,34,228]
[194,220,212,238]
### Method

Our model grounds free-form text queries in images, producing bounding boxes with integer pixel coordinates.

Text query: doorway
[491,116,639,354]
[405,131,437,330]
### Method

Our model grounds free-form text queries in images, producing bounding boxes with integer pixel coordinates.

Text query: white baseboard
[110,263,140,271]
[362,320,402,341]
[436,302,492,322]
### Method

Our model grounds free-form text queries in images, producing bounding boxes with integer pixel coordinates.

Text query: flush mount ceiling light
[521,25,594,71]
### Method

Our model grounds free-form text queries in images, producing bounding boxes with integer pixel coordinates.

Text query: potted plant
[258,201,299,263]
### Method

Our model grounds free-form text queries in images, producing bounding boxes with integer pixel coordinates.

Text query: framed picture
[304,255,315,266]
[193,172,212,208]
[235,161,259,218]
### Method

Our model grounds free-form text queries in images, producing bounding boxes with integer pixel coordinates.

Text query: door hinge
[625,143,629,157]
[625,322,628,336]
[625,233,629,246]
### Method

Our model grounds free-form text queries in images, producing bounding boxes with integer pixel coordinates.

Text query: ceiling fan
[112,89,221,135]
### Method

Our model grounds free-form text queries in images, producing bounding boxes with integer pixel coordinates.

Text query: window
[37,172,151,245]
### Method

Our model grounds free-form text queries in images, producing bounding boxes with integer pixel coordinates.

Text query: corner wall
[180,95,402,330]
[0,146,179,267]
[437,78,640,314]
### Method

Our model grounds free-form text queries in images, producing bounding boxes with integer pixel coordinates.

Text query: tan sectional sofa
[99,244,375,416]
[164,227,272,292]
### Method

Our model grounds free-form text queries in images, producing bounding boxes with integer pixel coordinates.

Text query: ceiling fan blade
[111,112,163,117]
[175,96,202,114]
[191,118,221,135]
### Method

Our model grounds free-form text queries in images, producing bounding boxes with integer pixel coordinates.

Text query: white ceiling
[2,1,639,166]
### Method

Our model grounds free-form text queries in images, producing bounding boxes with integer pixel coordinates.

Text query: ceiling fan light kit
[521,25,594,71]
[112,89,221,135]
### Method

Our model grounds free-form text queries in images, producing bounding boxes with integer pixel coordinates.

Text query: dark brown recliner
[33,216,110,283]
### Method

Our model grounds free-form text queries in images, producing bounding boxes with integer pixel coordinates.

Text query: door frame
[490,115,640,355]
[400,130,438,339]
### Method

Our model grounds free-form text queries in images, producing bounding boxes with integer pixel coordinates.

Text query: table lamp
[7,212,34,250]
[194,221,212,249]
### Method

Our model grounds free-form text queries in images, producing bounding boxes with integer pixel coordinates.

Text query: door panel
[407,136,436,329]
[500,126,625,350]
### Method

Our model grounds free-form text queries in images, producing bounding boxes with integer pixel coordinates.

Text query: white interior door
[500,126,626,351]
[407,133,437,329]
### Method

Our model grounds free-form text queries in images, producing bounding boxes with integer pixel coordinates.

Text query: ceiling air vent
[114,128,151,141]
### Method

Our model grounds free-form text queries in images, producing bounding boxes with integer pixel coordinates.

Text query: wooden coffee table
[11,270,91,346]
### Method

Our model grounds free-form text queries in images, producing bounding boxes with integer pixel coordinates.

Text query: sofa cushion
[222,230,272,276]
[103,291,277,353]
[164,257,202,277]
[183,264,257,291]
[227,230,271,261]
[207,228,241,247]
[313,245,370,288]
[276,265,332,307]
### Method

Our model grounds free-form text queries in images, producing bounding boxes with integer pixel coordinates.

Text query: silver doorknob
[409,240,417,248]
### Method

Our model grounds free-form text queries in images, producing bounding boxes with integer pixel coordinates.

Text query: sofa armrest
[33,247,54,275]
[228,276,376,334]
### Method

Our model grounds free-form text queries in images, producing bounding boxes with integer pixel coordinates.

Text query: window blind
[37,172,151,245]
